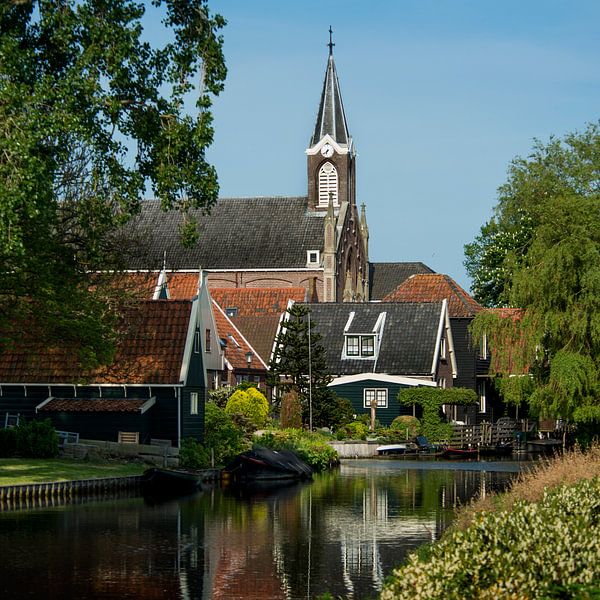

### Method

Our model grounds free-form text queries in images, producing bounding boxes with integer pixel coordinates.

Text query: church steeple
[310,27,351,148]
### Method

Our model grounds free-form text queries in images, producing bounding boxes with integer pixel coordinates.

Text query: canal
[0,459,524,599]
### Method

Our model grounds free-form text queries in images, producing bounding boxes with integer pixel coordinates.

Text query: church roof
[310,50,350,147]
[369,262,435,300]
[127,197,325,270]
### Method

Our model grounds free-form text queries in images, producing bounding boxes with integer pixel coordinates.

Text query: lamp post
[245,351,253,380]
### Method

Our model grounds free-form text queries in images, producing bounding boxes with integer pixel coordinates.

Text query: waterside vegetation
[381,445,600,599]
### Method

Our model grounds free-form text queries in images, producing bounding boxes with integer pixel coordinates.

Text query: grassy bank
[0,458,145,486]
[381,445,600,600]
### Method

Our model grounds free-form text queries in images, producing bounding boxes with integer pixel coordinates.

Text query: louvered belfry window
[318,161,338,207]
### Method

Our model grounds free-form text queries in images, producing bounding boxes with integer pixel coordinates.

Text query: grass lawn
[0,458,146,486]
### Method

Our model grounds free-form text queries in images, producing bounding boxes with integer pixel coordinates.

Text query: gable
[369,262,435,300]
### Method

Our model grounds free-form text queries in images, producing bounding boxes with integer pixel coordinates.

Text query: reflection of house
[0,300,206,446]
[274,301,456,425]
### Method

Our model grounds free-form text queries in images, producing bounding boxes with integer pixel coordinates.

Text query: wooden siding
[332,379,420,426]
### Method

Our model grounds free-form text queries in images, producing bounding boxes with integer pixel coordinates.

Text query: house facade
[0,300,207,447]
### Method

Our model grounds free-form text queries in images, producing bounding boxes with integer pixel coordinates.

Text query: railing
[450,419,535,447]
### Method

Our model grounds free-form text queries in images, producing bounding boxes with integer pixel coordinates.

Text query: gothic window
[318,161,338,207]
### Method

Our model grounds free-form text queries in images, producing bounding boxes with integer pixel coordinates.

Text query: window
[438,378,447,389]
[440,336,446,360]
[225,307,238,317]
[318,161,338,207]
[361,336,375,356]
[306,250,320,266]
[194,330,200,353]
[478,381,486,413]
[346,336,359,356]
[364,389,388,409]
[205,329,211,352]
[190,392,199,415]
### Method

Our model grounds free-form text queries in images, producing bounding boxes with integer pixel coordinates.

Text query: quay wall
[328,441,381,458]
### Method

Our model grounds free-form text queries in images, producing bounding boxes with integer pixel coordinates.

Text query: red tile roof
[164,272,199,300]
[210,288,306,317]
[39,398,147,413]
[383,274,482,317]
[211,300,267,371]
[0,300,192,385]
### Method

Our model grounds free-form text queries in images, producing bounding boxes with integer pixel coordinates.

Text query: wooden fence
[450,419,535,447]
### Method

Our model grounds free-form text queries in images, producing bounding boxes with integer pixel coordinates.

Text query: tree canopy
[0,0,226,366]
[467,123,600,422]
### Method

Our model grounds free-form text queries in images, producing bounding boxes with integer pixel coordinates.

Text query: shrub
[255,429,338,471]
[312,389,355,430]
[381,477,600,599]
[16,419,59,458]
[179,437,211,469]
[204,403,247,465]
[335,421,368,440]
[207,387,232,408]
[390,415,421,438]
[0,428,18,457]
[225,387,270,432]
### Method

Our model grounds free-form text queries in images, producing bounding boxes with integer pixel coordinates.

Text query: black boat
[142,467,202,496]
[223,447,313,482]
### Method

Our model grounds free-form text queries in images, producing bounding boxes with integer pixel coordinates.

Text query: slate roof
[39,399,146,413]
[0,300,192,385]
[297,302,443,377]
[311,52,350,147]
[126,198,325,270]
[369,262,435,300]
[211,300,267,371]
[383,274,482,318]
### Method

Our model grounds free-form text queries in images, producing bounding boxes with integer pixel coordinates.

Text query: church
[127,38,430,302]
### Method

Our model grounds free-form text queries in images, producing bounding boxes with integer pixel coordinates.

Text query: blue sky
[186,1,599,291]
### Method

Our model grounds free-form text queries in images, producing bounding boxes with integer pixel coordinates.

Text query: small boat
[223,447,313,482]
[442,446,478,459]
[377,442,418,456]
[478,442,513,457]
[142,467,202,496]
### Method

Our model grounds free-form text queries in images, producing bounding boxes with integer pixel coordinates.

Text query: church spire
[310,28,350,148]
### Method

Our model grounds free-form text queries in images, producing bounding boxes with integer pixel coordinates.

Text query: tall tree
[468,123,600,423]
[0,0,226,366]
[464,123,599,308]
[267,304,332,426]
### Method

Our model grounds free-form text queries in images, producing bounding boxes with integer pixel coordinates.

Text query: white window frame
[306,250,320,266]
[363,388,388,409]
[361,335,375,357]
[318,161,339,207]
[194,331,200,354]
[346,336,359,356]
[205,328,211,353]
[440,336,446,360]
[190,392,199,415]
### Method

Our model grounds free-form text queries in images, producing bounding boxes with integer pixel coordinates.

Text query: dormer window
[346,336,359,356]
[361,336,375,356]
[306,250,320,267]
[225,307,238,317]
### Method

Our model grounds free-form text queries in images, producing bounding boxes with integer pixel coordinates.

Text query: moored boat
[223,447,313,482]
[377,442,418,456]
[442,446,478,459]
[142,467,202,496]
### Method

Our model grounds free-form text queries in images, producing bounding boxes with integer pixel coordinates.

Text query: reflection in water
[0,460,519,599]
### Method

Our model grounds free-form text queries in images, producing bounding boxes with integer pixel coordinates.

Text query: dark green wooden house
[0,299,206,447]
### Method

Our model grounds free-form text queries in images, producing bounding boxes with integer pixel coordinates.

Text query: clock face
[321,143,334,157]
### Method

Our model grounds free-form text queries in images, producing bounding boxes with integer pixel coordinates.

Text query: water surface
[0,459,523,599]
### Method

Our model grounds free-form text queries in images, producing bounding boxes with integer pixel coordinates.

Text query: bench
[118,431,139,444]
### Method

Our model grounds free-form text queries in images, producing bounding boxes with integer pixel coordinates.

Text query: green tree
[468,123,600,423]
[0,0,226,366]
[225,387,270,432]
[267,304,332,426]
[464,123,599,308]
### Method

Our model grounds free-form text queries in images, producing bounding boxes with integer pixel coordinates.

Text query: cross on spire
[328,26,335,55]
